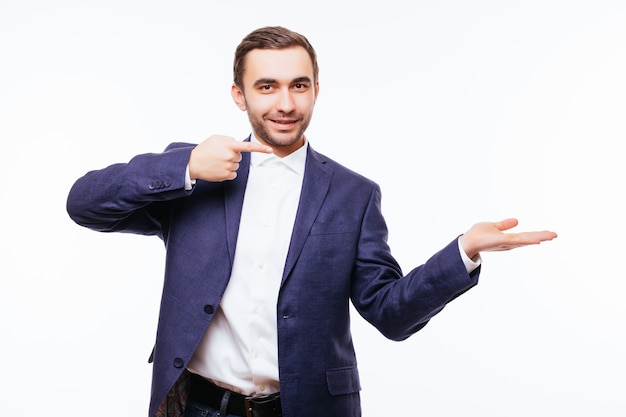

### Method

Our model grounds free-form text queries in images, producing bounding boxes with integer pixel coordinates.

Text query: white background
[1,1,625,416]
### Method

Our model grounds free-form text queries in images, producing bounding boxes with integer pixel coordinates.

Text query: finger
[494,218,519,232]
[516,230,558,244]
[232,141,273,154]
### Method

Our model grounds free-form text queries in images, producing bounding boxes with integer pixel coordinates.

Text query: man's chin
[265,133,303,147]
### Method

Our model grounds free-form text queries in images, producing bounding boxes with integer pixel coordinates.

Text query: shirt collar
[249,135,308,176]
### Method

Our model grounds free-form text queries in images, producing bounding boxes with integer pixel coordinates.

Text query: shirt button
[258,262,264,270]
[259,385,266,392]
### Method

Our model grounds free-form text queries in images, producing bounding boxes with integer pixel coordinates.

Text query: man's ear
[231,84,247,111]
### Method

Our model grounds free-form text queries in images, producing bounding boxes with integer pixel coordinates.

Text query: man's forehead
[243,46,314,81]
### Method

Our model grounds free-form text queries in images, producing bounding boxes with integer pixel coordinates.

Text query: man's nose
[276,88,295,113]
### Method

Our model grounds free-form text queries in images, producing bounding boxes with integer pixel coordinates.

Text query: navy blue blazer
[66,139,480,417]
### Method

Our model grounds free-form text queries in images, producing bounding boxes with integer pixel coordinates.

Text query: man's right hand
[188,135,273,182]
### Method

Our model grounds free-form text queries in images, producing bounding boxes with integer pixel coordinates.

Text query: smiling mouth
[270,118,298,129]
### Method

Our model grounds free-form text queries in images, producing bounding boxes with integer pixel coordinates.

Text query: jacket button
[173,357,184,368]
[204,304,214,314]
[148,182,156,190]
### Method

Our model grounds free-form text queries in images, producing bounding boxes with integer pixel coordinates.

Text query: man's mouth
[270,118,298,129]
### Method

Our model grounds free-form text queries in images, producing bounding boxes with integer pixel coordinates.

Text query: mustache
[267,112,300,121]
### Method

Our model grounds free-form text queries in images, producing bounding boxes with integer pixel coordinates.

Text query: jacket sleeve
[66,143,195,237]
[350,184,480,341]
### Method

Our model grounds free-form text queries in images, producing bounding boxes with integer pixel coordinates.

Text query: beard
[247,109,313,149]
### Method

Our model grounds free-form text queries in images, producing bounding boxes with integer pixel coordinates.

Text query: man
[66,26,557,417]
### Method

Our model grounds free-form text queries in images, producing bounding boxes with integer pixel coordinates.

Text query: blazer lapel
[281,146,332,285]
[224,147,251,266]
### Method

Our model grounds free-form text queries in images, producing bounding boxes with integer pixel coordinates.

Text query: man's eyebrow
[252,76,312,87]
[293,76,312,84]
[253,78,276,87]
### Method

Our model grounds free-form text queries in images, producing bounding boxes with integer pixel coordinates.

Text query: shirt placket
[248,161,284,394]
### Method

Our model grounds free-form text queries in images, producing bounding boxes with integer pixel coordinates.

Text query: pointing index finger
[233,141,273,154]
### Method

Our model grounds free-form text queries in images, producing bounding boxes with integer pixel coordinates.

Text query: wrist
[459,234,479,261]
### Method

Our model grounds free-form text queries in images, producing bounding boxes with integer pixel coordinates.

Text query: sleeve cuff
[458,237,481,273]
[185,164,196,191]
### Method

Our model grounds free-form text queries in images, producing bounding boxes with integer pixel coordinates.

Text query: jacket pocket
[326,365,361,396]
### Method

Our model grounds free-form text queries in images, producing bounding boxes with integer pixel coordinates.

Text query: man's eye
[260,85,272,91]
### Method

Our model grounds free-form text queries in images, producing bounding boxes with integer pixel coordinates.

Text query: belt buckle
[244,396,254,417]
[244,394,277,417]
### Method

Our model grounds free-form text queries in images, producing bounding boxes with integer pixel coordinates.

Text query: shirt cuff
[185,164,196,191]
[458,237,481,273]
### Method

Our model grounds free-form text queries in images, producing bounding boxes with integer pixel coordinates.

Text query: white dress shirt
[187,137,307,396]
[186,137,480,396]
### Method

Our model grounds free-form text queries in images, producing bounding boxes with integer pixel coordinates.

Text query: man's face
[232,46,319,157]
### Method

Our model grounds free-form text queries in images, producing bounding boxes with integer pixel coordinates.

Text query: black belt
[188,373,282,417]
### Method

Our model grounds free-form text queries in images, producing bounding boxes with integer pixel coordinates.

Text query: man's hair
[233,26,319,89]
